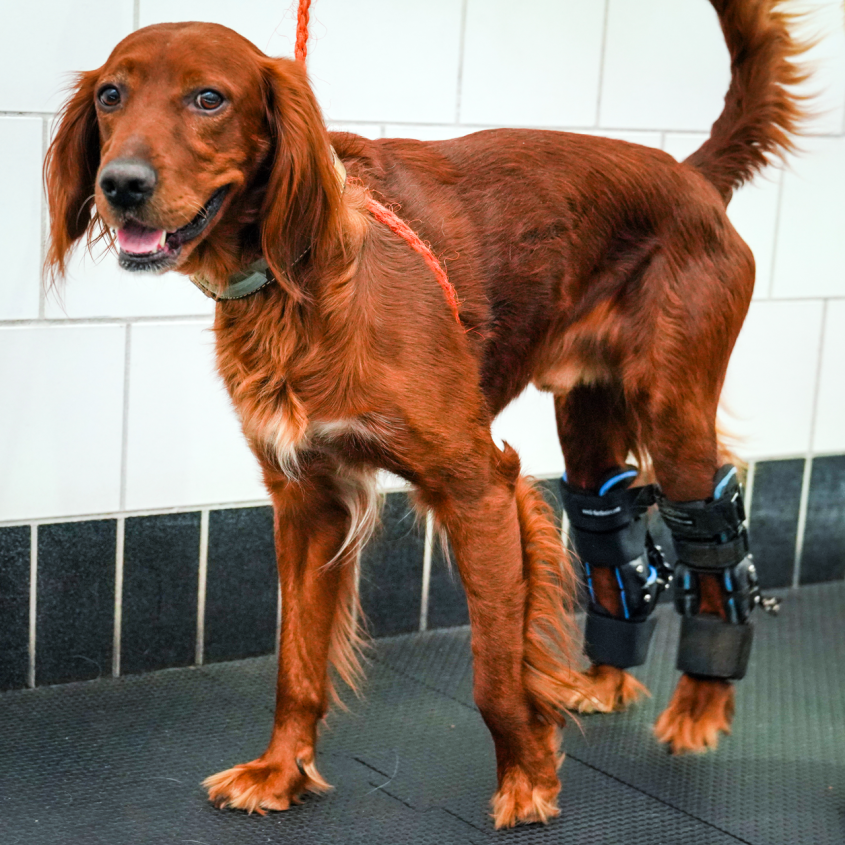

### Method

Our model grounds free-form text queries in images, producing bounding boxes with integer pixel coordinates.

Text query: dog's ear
[259,57,342,300]
[44,69,102,282]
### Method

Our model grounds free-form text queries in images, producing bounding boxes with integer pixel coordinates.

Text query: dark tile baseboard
[1,455,843,691]
[0,527,29,689]
[122,512,200,675]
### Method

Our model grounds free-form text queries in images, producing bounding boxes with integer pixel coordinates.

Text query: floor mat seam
[375,651,756,844]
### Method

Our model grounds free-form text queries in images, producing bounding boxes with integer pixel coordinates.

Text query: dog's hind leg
[553,384,654,713]
[643,377,748,755]
[425,442,580,829]
[204,460,373,813]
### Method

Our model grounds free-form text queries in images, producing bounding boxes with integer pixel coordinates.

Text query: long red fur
[43,0,809,826]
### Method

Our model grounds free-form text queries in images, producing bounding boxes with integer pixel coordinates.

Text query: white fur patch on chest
[262,406,308,478]
[252,411,382,562]
[252,411,387,479]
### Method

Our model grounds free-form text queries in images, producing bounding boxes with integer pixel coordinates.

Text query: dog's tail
[515,474,583,725]
[688,0,810,203]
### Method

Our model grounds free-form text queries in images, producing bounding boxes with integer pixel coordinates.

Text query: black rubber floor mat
[0,664,481,845]
[375,584,845,845]
[2,584,843,844]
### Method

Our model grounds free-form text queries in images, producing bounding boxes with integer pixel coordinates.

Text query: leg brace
[658,465,760,681]
[561,468,671,669]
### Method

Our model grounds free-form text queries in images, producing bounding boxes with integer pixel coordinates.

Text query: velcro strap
[562,483,655,533]
[674,530,749,570]
[658,490,745,540]
[676,614,753,680]
[585,612,657,669]
[569,519,649,567]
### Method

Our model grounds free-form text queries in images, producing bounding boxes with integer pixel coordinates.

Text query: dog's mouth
[116,186,230,272]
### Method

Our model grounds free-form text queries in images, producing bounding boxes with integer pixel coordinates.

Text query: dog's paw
[491,766,561,829]
[203,753,331,814]
[560,664,650,714]
[653,673,734,754]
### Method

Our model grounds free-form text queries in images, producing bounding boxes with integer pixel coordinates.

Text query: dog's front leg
[204,464,367,813]
[431,446,575,829]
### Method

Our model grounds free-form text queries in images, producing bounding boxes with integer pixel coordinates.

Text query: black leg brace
[658,465,760,681]
[561,468,671,669]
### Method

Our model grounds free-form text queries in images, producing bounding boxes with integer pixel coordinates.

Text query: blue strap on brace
[561,467,671,668]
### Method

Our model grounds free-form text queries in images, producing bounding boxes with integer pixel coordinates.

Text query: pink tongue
[117,222,166,255]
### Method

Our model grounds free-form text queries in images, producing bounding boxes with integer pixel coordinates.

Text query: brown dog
[44,1,804,828]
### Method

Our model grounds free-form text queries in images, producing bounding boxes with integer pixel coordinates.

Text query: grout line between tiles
[793,300,828,587]
[594,0,611,128]
[113,518,124,677]
[419,511,434,632]
[793,458,814,588]
[196,510,209,665]
[119,325,131,511]
[454,0,469,124]
[2,109,843,137]
[0,314,212,328]
[0,454,841,531]
[743,460,756,523]
[28,525,37,689]
[275,581,282,657]
[0,500,272,529]
[38,117,49,320]
[352,551,362,634]
[767,165,786,298]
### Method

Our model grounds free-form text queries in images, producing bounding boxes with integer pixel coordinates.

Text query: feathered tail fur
[689,0,811,202]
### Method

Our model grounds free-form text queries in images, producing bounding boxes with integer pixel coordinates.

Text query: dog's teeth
[158,231,167,248]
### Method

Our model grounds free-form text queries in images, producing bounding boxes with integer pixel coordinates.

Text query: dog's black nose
[99,159,157,209]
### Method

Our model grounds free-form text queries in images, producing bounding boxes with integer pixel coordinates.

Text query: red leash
[365,197,461,325]
[293,0,461,325]
[294,0,311,63]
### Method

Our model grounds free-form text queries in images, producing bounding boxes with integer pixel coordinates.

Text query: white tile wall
[142,0,465,124]
[0,324,125,521]
[813,300,845,454]
[663,133,784,299]
[460,0,605,128]
[600,0,730,131]
[721,300,825,459]
[589,130,663,149]
[492,386,564,478]
[791,0,845,136]
[307,0,465,124]
[0,117,43,320]
[772,136,845,299]
[124,320,266,511]
[382,125,491,142]
[722,168,783,299]
[328,123,383,139]
[661,132,708,163]
[139,0,298,56]
[0,2,134,112]
[1,0,843,522]
[45,245,214,320]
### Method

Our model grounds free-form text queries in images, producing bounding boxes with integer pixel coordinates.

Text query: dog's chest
[228,372,387,477]
[216,306,388,476]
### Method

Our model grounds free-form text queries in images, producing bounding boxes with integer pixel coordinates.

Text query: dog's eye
[98,86,121,108]
[196,90,224,111]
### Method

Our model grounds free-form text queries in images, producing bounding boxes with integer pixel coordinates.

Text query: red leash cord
[294,0,311,63]
[365,197,461,325]
[293,0,461,325]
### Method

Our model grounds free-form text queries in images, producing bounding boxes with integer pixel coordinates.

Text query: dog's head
[44,22,341,296]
